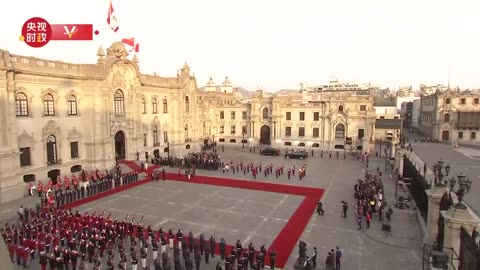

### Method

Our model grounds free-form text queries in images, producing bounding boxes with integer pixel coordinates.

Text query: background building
[418,89,480,142]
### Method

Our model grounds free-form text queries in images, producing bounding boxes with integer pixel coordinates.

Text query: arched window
[163,98,168,113]
[184,96,190,113]
[67,95,77,115]
[141,98,146,114]
[338,105,344,112]
[44,94,55,116]
[445,98,451,105]
[15,92,29,116]
[46,135,57,164]
[262,108,269,119]
[114,90,125,114]
[444,114,450,123]
[152,98,158,114]
[335,124,345,139]
[153,126,159,146]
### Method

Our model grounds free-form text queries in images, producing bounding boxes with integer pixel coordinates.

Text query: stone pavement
[406,140,480,217]
[1,145,422,270]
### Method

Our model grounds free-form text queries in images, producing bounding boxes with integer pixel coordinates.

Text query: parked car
[285,151,308,159]
[260,147,280,156]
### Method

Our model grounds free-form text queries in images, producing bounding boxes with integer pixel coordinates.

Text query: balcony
[185,138,192,142]
[47,159,61,166]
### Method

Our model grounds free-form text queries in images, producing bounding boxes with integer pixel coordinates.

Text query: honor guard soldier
[71,249,79,270]
[219,238,226,260]
[235,240,242,261]
[160,234,167,254]
[188,232,194,252]
[225,254,232,270]
[140,245,148,269]
[209,235,216,258]
[199,234,205,255]
[168,229,174,249]
[62,249,70,269]
[204,241,210,264]
[194,250,201,270]
[176,230,183,250]
[269,249,277,269]
[39,251,48,270]
[152,239,159,260]
[49,254,57,270]
[242,255,249,270]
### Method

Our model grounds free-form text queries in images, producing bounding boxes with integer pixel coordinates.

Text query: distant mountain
[276,89,299,95]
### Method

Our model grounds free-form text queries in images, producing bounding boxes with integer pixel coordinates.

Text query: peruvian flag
[107,0,119,32]
[122,38,140,52]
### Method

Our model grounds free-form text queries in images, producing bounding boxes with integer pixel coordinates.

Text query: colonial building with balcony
[418,89,480,142]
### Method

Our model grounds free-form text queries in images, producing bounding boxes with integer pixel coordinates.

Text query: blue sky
[2,0,480,91]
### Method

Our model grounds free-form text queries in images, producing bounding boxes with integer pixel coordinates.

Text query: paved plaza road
[406,139,480,217]
[0,145,422,270]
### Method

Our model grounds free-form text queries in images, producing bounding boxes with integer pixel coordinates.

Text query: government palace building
[0,42,385,203]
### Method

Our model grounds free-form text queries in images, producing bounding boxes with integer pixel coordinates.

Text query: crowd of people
[3,204,278,270]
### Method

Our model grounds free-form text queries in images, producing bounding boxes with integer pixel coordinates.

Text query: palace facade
[0,42,377,203]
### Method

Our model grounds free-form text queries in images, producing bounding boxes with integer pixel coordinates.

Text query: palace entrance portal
[260,125,271,145]
[114,131,126,160]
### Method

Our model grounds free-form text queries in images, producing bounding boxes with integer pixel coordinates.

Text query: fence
[459,227,480,270]
[403,155,429,221]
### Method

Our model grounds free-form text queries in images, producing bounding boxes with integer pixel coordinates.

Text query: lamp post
[242,133,245,148]
[431,160,450,188]
[167,142,170,158]
[447,172,472,209]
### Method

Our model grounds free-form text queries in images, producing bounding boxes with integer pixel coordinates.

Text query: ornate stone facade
[0,42,376,203]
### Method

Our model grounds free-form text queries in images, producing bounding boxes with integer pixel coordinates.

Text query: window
[231,125,236,134]
[335,124,345,139]
[163,131,168,142]
[313,128,319,137]
[19,147,31,167]
[141,98,146,114]
[143,133,147,146]
[220,125,224,133]
[184,96,190,113]
[231,111,235,120]
[445,98,451,105]
[358,129,365,139]
[43,94,55,116]
[443,114,450,123]
[242,111,247,120]
[286,112,291,120]
[153,126,159,146]
[46,135,57,164]
[313,112,319,121]
[163,98,168,113]
[114,90,125,114]
[339,105,344,112]
[458,132,463,139]
[299,112,305,121]
[360,105,367,111]
[471,132,476,139]
[285,127,292,136]
[242,125,247,134]
[152,98,158,114]
[67,95,77,115]
[460,98,466,105]
[262,108,268,119]
[298,127,305,137]
[220,111,224,119]
[15,92,29,116]
[70,142,79,159]
[474,98,479,105]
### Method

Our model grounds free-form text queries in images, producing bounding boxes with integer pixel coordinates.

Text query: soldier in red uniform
[37,180,44,197]
[64,176,70,190]
[72,175,78,189]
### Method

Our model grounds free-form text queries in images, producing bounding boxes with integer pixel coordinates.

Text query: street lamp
[448,172,473,209]
[431,160,450,188]
[167,142,170,158]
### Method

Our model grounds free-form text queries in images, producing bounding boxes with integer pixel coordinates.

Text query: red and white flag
[107,0,119,32]
[122,38,140,53]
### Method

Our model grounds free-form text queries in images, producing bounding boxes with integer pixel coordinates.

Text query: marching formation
[2,205,277,270]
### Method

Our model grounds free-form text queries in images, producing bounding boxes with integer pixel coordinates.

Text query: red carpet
[120,160,143,172]
[163,172,324,268]
[61,161,324,268]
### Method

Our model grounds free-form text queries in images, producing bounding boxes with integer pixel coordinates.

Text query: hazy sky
[2,0,480,91]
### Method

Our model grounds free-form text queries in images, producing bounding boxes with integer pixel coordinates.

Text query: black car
[260,147,280,156]
[285,151,308,159]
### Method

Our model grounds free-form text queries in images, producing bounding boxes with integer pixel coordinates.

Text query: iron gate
[459,227,480,270]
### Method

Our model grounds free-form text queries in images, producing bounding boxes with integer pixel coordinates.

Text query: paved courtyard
[0,144,423,270]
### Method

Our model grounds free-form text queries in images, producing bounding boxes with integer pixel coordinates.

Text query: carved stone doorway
[114,130,126,160]
[442,130,450,141]
[260,125,271,145]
